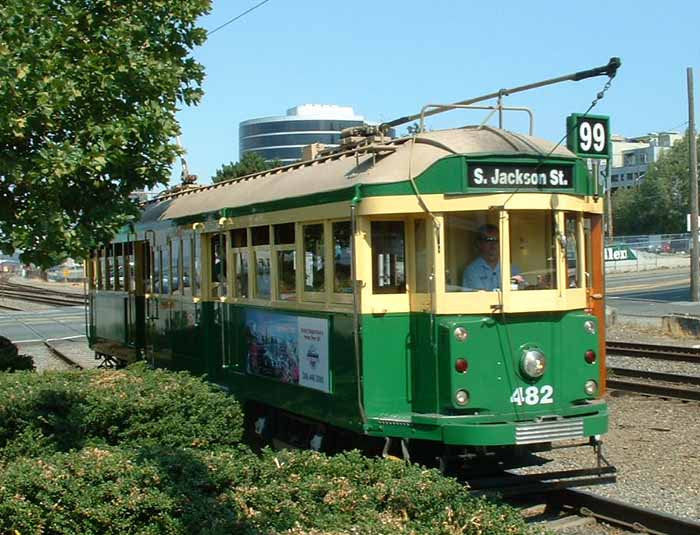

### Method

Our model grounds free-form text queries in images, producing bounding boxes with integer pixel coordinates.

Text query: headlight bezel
[520,349,547,379]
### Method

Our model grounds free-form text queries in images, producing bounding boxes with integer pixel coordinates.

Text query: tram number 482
[510,385,554,406]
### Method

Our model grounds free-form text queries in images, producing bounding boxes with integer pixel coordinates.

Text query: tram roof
[142,125,576,223]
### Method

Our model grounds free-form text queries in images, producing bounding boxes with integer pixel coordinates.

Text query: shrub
[215,448,530,534]
[0,336,35,372]
[0,447,233,535]
[0,363,243,460]
[0,365,530,534]
[0,446,531,535]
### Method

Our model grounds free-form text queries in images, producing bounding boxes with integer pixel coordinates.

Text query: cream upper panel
[357,193,603,216]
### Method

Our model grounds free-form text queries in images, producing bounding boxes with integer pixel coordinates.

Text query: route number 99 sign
[566,114,610,159]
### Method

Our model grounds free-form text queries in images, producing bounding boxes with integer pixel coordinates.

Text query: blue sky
[172,0,698,186]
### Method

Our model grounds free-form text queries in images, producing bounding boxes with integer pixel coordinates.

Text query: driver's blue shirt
[462,257,520,291]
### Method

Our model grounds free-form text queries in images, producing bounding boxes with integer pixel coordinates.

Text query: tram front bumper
[436,410,608,446]
[368,405,609,446]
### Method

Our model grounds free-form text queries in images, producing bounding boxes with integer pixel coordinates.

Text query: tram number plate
[510,385,554,406]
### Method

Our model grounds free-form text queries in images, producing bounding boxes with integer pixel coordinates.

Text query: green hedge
[0,363,244,460]
[0,447,529,535]
[0,365,530,534]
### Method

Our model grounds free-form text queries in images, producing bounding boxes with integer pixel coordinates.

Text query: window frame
[272,222,298,303]
[230,227,250,300]
[370,219,408,295]
[330,219,353,304]
[251,225,272,301]
[301,221,328,303]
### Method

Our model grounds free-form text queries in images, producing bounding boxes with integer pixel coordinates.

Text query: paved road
[606,267,700,318]
[0,306,86,343]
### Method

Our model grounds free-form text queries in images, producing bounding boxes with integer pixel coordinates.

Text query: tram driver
[462,224,523,291]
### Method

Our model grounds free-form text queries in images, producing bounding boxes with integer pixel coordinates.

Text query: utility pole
[688,68,699,301]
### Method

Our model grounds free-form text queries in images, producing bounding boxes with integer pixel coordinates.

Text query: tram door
[143,233,158,364]
[584,214,606,392]
[128,240,147,354]
[210,232,235,379]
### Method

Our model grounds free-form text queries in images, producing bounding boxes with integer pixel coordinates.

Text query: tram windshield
[444,210,558,292]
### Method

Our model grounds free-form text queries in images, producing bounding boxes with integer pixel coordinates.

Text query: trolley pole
[688,67,699,302]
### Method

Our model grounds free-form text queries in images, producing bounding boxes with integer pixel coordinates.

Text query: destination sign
[467,163,573,190]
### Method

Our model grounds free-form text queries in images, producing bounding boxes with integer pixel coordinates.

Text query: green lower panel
[367,405,608,446]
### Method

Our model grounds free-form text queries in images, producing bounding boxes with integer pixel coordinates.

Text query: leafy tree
[0,0,211,267]
[612,133,699,235]
[212,152,281,183]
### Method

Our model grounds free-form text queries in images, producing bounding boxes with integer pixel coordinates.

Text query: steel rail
[474,470,700,534]
[43,342,84,370]
[549,488,700,535]
[606,379,700,402]
[606,341,700,363]
[0,288,83,307]
[0,293,83,307]
[608,367,700,387]
[0,280,84,299]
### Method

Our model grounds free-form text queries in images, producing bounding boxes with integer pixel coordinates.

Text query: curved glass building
[239,104,367,163]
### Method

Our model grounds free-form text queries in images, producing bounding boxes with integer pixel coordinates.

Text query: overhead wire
[207,0,272,36]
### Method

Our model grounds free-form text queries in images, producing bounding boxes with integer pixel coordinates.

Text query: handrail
[418,104,534,135]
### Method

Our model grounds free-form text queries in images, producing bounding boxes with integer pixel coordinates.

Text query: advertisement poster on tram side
[297,316,329,393]
[244,310,329,393]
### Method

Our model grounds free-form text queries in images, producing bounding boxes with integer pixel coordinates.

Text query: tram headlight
[584,380,598,396]
[584,320,596,334]
[454,327,468,342]
[455,389,470,406]
[521,349,546,379]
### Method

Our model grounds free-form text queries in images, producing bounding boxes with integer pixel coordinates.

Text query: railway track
[546,488,700,535]
[606,340,700,363]
[470,472,700,534]
[0,279,84,307]
[606,341,700,401]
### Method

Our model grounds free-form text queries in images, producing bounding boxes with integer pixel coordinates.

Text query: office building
[239,104,368,164]
[609,132,682,190]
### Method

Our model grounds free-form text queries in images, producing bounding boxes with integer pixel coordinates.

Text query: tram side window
[231,228,248,298]
[124,242,134,292]
[333,221,352,294]
[445,211,496,292]
[171,239,181,294]
[193,235,201,296]
[414,219,429,293]
[275,223,296,301]
[210,234,227,298]
[303,224,325,294]
[113,243,123,291]
[162,241,171,294]
[95,249,103,290]
[371,221,406,294]
[153,248,162,294]
[104,246,113,291]
[509,211,557,290]
[86,252,94,290]
[182,237,192,297]
[252,225,271,300]
[565,213,582,288]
